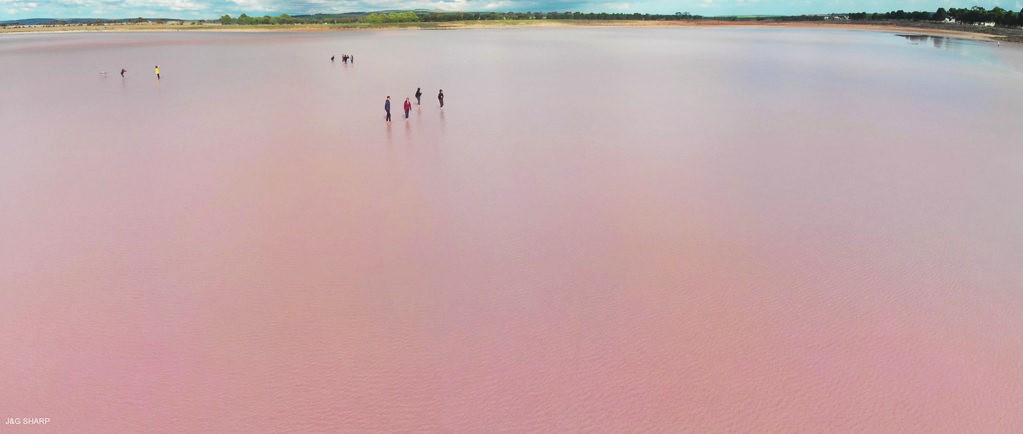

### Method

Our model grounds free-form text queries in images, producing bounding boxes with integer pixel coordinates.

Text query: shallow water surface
[1,28,1022,431]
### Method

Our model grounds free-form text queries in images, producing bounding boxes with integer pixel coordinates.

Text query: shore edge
[1,20,1018,43]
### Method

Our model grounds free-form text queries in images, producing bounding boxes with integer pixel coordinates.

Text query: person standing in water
[120,68,126,78]
[154,65,160,80]
[403,98,412,119]
[415,88,422,105]
[384,96,391,123]
[438,89,444,108]
[331,55,335,62]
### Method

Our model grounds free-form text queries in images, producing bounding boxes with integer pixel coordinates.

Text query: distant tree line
[845,6,1023,26]
[363,12,419,23]
[214,11,703,25]
[211,7,1018,26]
[5,6,1022,28]
[415,11,701,21]
[220,13,299,25]
[213,7,1022,27]
[213,6,1023,27]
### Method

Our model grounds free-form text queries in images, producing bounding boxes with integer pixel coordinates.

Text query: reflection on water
[897,33,1005,65]
[1,28,1022,432]
[899,33,947,47]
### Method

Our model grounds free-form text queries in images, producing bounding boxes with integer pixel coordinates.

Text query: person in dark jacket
[438,89,444,108]
[403,98,412,119]
[384,96,391,122]
[415,87,422,105]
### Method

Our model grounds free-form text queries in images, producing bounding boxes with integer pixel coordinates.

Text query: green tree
[362,11,419,24]
[934,7,947,21]
[220,14,232,24]
[991,7,1006,25]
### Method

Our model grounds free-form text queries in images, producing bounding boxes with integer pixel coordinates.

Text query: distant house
[942,17,956,24]
[977,22,995,27]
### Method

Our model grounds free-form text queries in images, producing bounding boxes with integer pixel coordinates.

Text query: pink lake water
[1,28,1022,431]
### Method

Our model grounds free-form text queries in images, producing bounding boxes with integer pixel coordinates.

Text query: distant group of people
[384,88,444,123]
[323,52,445,123]
[108,65,159,79]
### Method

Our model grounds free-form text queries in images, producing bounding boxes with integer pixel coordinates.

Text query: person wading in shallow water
[154,65,160,80]
[415,87,422,105]
[438,89,444,108]
[384,96,391,123]
[120,68,126,78]
[404,98,412,119]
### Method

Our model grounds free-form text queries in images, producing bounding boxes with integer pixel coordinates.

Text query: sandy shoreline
[0,20,1015,43]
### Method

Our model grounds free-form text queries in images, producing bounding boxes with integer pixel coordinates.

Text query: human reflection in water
[438,107,445,135]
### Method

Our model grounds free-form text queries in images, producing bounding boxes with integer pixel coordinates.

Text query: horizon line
[2,10,947,22]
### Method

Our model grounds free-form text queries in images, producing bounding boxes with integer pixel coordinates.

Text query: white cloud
[228,0,274,12]
[432,0,470,11]
[118,0,207,12]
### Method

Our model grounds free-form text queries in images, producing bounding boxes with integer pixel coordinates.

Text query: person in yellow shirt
[155,65,160,80]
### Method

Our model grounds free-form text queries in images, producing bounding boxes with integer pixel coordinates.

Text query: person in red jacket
[403,97,412,119]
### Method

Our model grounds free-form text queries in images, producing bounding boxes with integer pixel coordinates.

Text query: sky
[1,0,1020,20]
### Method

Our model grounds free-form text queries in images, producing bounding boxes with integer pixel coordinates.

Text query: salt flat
[1,28,1022,431]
